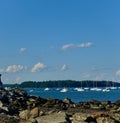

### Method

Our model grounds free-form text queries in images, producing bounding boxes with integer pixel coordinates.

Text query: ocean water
[24,87,120,103]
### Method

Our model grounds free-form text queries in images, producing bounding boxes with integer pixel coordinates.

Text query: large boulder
[96,117,117,123]
[72,113,90,122]
[19,109,30,120]
[19,107,40,120]
[30,107,39,118]
[87,99,101,110]
[36,111,70,123]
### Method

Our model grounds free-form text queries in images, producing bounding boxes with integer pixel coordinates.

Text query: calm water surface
[24,87,120,103]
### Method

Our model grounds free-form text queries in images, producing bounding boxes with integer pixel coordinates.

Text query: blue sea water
[24,87,120,103]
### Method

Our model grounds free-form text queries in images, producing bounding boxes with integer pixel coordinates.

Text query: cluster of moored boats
[43,86,120,93]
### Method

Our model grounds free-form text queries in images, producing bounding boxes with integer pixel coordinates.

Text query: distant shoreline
[4,80,120,88]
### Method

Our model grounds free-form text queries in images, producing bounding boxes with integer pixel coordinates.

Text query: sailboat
[102,87,110,92]
[44,87,50,91]
[74,87,84,91]
[90,87,102,91]
[76,81,85,91]
[60,88,68,92]
[90,81,102,91]
[102,81,110,92]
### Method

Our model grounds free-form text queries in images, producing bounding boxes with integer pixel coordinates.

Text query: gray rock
[101,100,111,105]
[30,107,39,118]
[63,98,73,104]
[97,117,117,123]
[19,109,30,120]
[88,99,100,105]
[0,100,3,108]
[72,113,90,122]
[36,111,70,123]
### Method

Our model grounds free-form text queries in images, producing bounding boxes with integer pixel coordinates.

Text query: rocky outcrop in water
[0,87,120,123]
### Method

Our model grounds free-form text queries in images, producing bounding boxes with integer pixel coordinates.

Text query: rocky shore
[0,87,120,123]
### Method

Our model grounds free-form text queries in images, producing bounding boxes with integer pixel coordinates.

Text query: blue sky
[0,0,120,84]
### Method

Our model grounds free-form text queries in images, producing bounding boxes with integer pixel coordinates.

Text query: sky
[0,0,120,84]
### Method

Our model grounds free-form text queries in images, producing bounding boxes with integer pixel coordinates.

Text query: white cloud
[61,42,93,50]
[78,42,93,48]
[6,65,24,73]
[116,70,120,76]
[31,62,46,72]
[61,64,68,71]
[62,44,75,50]
[20,48,26,53]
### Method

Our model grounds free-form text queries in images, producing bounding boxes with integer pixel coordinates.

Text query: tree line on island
[5,80,120,88]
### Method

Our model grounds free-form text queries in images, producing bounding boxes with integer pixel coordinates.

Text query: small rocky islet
[0,87,120,123]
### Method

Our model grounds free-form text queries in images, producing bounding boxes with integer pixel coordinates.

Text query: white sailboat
[90,81,102,91]
[60,88,68,92]
[74,87,84,92]
[84,87,89,90]
[90,87,102,91]
[75,81,85,92]
[102,81,111,92]
[102,87,110,92]
[44,87,50,91]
